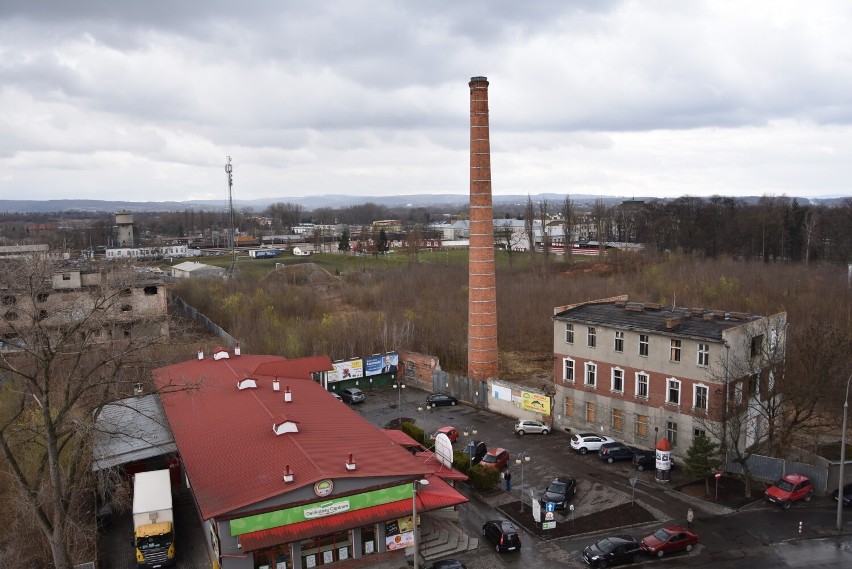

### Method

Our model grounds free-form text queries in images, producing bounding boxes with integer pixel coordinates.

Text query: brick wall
[397,351,441,391]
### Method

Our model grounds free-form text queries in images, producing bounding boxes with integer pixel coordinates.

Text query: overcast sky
[2,1,851,203]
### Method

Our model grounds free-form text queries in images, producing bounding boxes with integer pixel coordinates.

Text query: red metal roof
[412,452,468,481]
[381,429,426,449]
[154,354,434,520]
[238,475,467,551]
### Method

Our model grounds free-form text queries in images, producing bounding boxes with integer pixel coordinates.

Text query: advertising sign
[365,352,399,376]
[327,358,364,383]
[385,515,415,550]
[520,391,551,415]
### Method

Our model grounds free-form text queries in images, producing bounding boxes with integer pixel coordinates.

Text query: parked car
[598,442,636,463]
[424,561,467,569]
[481,447,510,470]
[339,388,365,404]
[425,393,459,407]
[464,440,488,466]
[430,426,459,443]
[482,520,521,552]
[582,535,643,567]
[640,525,699,557]
[831,482,852,507]
[632,450,676,472]
[571,433,615,455]
[514,419,550,436]
[765,473,813,509]
[330,392,343,401]
[539,476,577,510]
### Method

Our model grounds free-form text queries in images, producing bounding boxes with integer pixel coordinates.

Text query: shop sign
[520,391,551,414]
[304,500,351,519]
[314,479,334,497]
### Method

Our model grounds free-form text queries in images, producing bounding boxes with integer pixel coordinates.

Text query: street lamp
[515,452,531,512]
[836,374,852,532]
[393,380,406,422]
[463,426,478,468]
[412,478,429,569]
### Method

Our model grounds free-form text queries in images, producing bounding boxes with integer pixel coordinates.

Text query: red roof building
[154,351,467,569]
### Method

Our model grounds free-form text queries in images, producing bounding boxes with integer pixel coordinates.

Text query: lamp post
[836,374,852,532]
[515,452,531,512]
[463,427,478,468]
[412,479,429,569]
[393,380,406,422]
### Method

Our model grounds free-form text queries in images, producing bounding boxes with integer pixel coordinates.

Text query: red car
[431,426,459,444]
[640,525,698,557]
[765,473,813,509]
[481,448,510,469]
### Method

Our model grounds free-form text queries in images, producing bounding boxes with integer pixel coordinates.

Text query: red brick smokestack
[468,76,498,382]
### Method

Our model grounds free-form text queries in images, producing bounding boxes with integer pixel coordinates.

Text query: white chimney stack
[273,379,280,392]
[282,465,294,483]
[345,453,356,471]
[284,386,292,403]
[197,347,204,360]
[234,342,241,356]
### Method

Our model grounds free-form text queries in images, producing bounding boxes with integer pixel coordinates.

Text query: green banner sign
[230,483,413,536]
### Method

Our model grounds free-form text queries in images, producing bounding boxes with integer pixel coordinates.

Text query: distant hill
[0,194,845,214]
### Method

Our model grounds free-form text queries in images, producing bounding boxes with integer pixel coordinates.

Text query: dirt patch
[498,351,553,387]
[674,476,766,510]
[497,500,656,540]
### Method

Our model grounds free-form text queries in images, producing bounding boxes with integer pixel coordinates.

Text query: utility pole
[225,156,238,277]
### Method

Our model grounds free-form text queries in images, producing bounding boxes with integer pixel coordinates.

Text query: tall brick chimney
[467,76,498,382]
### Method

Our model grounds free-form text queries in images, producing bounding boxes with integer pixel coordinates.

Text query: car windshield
[596,538,616,553]
[652,529,670,541]
[137,533,172,551]
[547,481,566,493]
[775,480,795,492]
[482,454,497,463]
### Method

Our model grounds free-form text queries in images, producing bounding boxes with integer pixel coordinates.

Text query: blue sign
[364,352,399,376]
[545,502,556,512]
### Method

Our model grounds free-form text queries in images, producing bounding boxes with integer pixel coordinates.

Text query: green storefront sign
[230,483,413,536]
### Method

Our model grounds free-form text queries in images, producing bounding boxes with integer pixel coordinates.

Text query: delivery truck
[132,469,176,568]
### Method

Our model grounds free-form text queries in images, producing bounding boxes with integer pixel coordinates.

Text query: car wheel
[607,457,614,464]
[782,500,792,510]
[517,430,525,436]
[632,554,644,563]
[637,465,645,471]
[685,544,694,552]
[579,447,588,455]
[656,550,665,558]
[542,429,549,435]
[804,492,812,502]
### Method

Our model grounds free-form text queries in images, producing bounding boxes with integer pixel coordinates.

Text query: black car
[464,440,488,466]
[425,393,459,407]
[583,535,643,568]
[424,561,467,569]
[482,520,521,552]
[339,387,365,404]
[539,476,577,510]
[599,442,636,464]
[832,483,852,507]
[633,450,676,472]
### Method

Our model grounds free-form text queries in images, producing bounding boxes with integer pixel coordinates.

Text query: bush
[400,422,426,446]
[453,450,472,475]
[467,465,501,492]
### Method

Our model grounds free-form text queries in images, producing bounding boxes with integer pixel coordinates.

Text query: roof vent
[728,311,749,321]
[703,312,715,321]
[213,347,229,361]
[644,302,662,311]
[197,347,204,360]
[273,417,299,435]
[234,342,241,356]
[614,299,627,307]
[345,453,356,471]
[284,386,292,403]
[625,302,644,312]
[237,378,257,390]
[691,307,705,316]
[282,465,294,483]
[273,379,280,392]
[665,317,682,329]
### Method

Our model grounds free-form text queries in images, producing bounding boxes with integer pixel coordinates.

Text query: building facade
[552,296,787,457]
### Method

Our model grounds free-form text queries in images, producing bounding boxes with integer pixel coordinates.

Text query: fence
[725,452,829,493]
[432,370,489,408]
[170,292,238,348]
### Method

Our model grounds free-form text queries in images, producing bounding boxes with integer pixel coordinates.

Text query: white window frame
[635,372,649,399]
[693,383,709,411]
[614,331,624,353]
[562,357,575,383]
[585,362,597,387]
[587,326,597,348]
[565,323,574,344]
[666,420,678,446]
[666,377,681,405]
[697,343,710,367]
[670,339,681,362]
[611,367,624,393]
[639,334,649,357]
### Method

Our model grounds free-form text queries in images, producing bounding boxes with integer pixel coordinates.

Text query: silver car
[514,419,550,436]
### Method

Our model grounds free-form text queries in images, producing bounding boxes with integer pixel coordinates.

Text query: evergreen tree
[684,435,720,496]
[338,227,350,252]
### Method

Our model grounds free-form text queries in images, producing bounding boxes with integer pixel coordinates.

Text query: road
[355,386,852,569]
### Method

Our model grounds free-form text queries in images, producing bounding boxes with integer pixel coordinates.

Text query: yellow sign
[520,391,551,415]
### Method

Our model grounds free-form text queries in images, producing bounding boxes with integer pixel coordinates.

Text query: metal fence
[432,370,489,408]
[725,452,829,493]
[169,292,238,348]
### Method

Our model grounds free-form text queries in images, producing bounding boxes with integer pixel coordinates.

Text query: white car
[570,433,615,454]
[514,420,550,436]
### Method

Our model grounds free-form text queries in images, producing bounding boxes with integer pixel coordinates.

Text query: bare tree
[802,209,818,265]
[524,195,537,266]
[404,224,423,263]
[560,196,575,264]
[538,199,550,272]
[0,257,189,567]
[592,198,608,258]
[494,221,523,267]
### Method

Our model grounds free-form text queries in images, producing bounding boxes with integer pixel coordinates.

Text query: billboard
[365,352,399,377]
[327,358,364,383]
[520,391,551,415]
